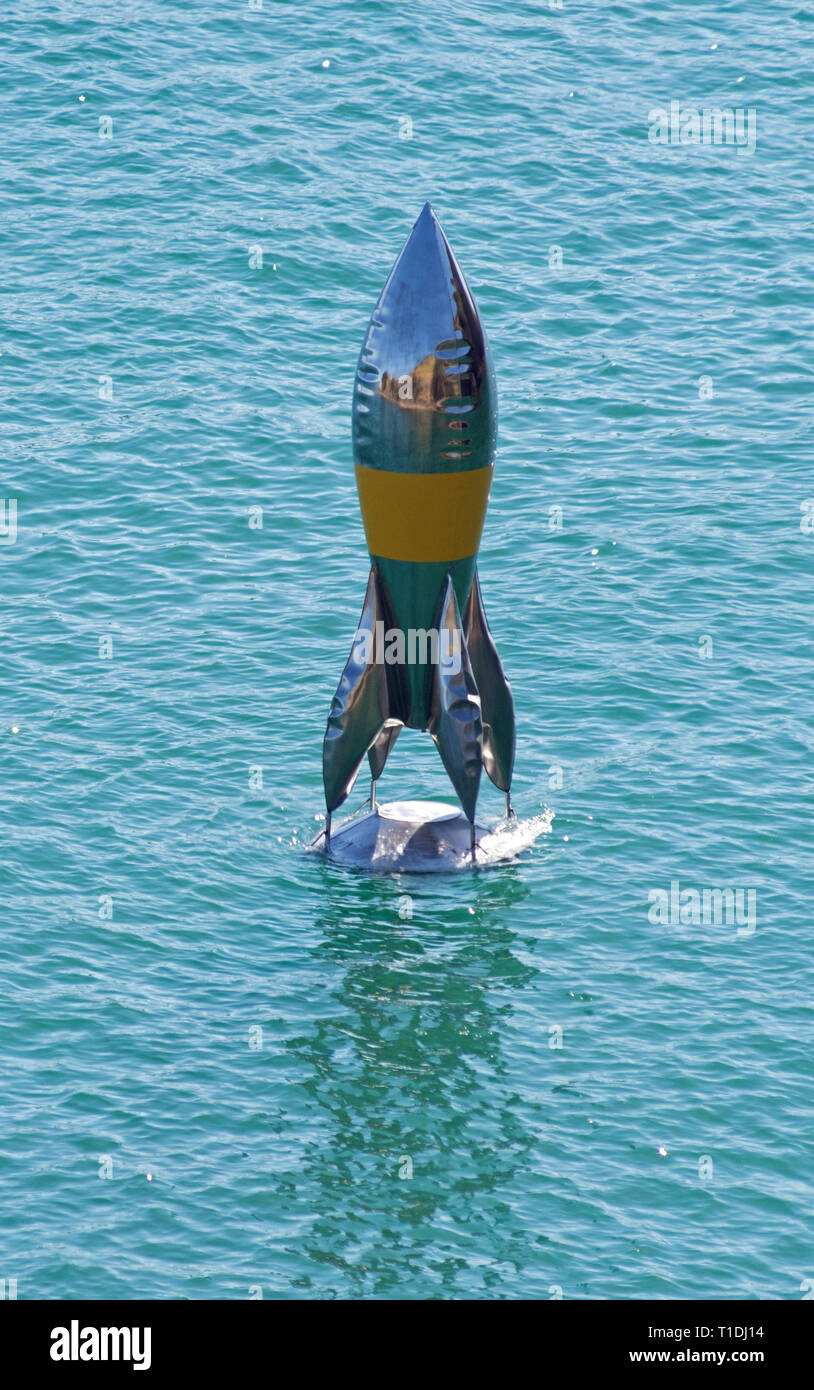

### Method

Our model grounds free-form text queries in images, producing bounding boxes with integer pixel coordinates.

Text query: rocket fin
[428,573,483,824]
[463,569,515,793]
[368,719,401,782]
[323,567,392,813]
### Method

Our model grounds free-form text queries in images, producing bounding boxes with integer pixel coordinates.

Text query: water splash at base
[476,809,554,866]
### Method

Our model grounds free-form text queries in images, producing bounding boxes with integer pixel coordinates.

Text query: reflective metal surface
[322,566,391,813]
[463,570,516,793]
[427,573,483,825]
[353,201,496,479]
[367,718,401,783]
[323,801,491,874]
[321,204,517,842]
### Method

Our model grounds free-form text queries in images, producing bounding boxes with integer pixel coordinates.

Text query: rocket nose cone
[353,204,497,487]
[395,201,453,291]
[359,204,491,391]
[415,200,437,229]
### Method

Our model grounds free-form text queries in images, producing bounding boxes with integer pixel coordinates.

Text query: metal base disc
[324,800,486,873]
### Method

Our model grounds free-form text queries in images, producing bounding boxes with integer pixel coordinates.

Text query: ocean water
[2,0,813,1300]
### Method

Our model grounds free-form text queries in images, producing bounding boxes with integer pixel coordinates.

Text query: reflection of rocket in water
[323,203,515,838]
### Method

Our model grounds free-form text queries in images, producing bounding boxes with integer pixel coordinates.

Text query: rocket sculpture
[322,203,515,859]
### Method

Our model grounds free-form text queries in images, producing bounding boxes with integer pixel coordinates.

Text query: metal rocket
[322,202,515,853]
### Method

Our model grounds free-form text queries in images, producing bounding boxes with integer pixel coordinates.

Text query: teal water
[2,0,813,1299]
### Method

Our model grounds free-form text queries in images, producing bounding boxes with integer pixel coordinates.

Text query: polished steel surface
[463,571,516,793]
[322,566,391,814]
[353,202,496,478]
[378,800,460,823]
[367,718,401,783]
[321,205,516,844]
[324,802,491,874]
[427,572,483,825]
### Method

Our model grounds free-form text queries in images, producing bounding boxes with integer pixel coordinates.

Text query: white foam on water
[476,809,554,865]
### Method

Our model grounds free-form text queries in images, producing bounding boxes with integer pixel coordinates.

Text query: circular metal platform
[322,800,485,873]
[377,800,460,824]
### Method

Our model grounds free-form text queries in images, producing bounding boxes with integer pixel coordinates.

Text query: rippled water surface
[2,0,813,1299]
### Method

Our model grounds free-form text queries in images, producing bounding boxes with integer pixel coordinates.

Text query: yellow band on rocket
[354,463,493,563]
